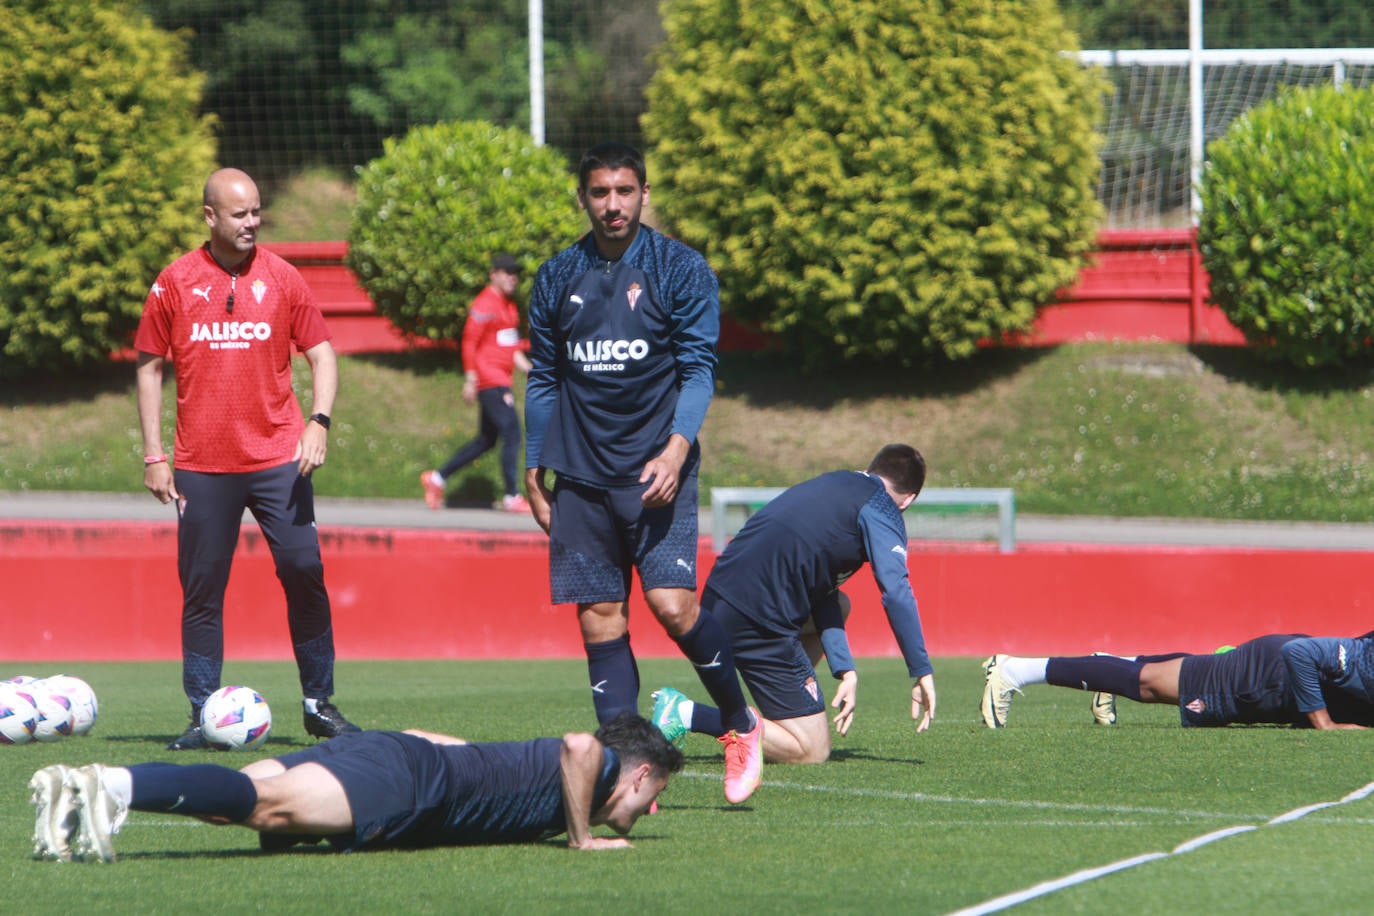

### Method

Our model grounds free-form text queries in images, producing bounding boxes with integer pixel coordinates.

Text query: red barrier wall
[265,231,1247,356]
[5,521,1372,662]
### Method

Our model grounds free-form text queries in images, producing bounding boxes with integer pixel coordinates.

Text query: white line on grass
[944,779,1374,916]
[680,772,1266,822]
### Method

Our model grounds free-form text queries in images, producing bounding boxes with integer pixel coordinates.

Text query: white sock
[429,471,444,485]
[102,767,133,809]
[1001,657,1049,691]
[303,698,320,714]
[678,700,695,728]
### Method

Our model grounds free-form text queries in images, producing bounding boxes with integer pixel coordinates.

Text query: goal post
[709,486,1017,554]
[1076,47,1374,228]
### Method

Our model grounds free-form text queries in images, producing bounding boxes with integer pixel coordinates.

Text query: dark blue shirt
[707,470,933,679]
[1281,636,1374,716]
[524,227,719,488]
[414,738,619,846]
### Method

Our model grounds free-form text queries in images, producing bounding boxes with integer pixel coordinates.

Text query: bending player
[651,445,937,776]
[981,632,1374,729]
[30,713,681,863]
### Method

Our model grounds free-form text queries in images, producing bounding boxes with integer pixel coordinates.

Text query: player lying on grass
[981,632,1374,729]
[29,713,681,863]
[651,445,937,776]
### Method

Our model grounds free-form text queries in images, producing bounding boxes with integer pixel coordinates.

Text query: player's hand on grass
[911,674,936,733]
[831,670,858,735]
[570,836,633,850]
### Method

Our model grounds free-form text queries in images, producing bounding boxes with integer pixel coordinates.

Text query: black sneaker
[167,722,208,751]
[303,701,361,739]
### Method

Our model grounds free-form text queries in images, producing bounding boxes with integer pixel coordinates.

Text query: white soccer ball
[30,685,76,742]
[0,684,40,745]
[201,686,272,751]
[42,675,98,737]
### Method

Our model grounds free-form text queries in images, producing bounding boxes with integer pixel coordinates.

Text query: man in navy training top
[652,444,938,768]
[30,713,683,863]
[982,632,1374,728]
[523,142,763,803]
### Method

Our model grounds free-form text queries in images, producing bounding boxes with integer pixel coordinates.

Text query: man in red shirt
[421,253,532,512]
[135,168,360,750]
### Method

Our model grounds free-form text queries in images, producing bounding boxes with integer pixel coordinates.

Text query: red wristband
[144,455,168,465]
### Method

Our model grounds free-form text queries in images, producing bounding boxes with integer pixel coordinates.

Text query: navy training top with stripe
[524,227,719,488]
[706,470,933,679]
[419,738,620,846]
[1280,636,1374,720]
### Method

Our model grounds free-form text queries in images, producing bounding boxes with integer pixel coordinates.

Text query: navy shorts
[273,731,447,850]
[547,474,699,605]
[705,590,826,721]
[1176,633,1307,727]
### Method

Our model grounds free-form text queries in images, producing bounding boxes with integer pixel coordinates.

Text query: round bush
[0,0,215,378]
[1198,84,1374,368]
[347,121,587,341]
[643,0,1103,366]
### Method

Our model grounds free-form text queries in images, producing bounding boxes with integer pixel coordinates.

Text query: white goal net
[1078,49,1374,228]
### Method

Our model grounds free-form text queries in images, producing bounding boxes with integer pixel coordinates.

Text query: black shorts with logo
[1176,633,1307,727]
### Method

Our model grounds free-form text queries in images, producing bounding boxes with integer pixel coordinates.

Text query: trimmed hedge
[1198,84,1374,368]
[643,0,1103,366]
[347,121,587,342]
[0,0,215,378]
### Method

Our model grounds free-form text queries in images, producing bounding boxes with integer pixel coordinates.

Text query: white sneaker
[1090,652,1118,725]
[980,655,1020,728]
[1091,691,1118,725]
[67,764,127,863]
[29,764,76,861]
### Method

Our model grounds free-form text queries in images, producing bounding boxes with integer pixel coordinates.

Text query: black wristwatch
[308,413,331,430]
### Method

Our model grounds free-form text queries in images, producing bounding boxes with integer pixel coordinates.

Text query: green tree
[1,0,215,378]
[347,121,585,341]
[1197,84,1374,369]
[644,0,1103,365]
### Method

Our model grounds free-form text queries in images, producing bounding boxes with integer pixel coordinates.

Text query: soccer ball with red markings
[0,684,41,745]
[201,686,272,751]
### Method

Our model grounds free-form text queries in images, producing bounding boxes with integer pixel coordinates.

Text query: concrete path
[4,490,1374,550]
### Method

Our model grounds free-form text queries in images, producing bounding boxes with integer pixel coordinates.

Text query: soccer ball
[30,685,76,742]
[42,675,98,737]
[0,684,40,745]
[201,686,272,751]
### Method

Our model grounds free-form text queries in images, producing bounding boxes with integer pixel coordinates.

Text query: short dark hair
[595,712,684,778]
[578,143,647,190]
[867,444,926,497]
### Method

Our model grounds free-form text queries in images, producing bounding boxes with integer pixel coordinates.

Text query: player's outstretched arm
[1303,708,1367,730]
[561,733,631,850]
[912,674,936,732]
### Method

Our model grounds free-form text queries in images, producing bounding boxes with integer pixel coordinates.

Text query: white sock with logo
[1001,657,1049,691]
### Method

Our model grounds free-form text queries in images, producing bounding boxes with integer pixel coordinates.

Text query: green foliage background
[0,0,215,379]
[346,121,586,342]
[644,0,1104,366]
[1197,85,1374,369]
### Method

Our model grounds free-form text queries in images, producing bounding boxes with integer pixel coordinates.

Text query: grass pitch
[3,657,1373,915]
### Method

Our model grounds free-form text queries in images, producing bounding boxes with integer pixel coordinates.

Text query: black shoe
[303,701,361,739]
[167,722,208,751]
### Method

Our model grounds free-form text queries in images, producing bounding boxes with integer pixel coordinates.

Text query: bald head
[203,168,257,208]
[203,169,261,267]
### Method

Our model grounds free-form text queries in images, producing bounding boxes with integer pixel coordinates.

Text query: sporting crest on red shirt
[252,279,267,304]
[626,282,642,311]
